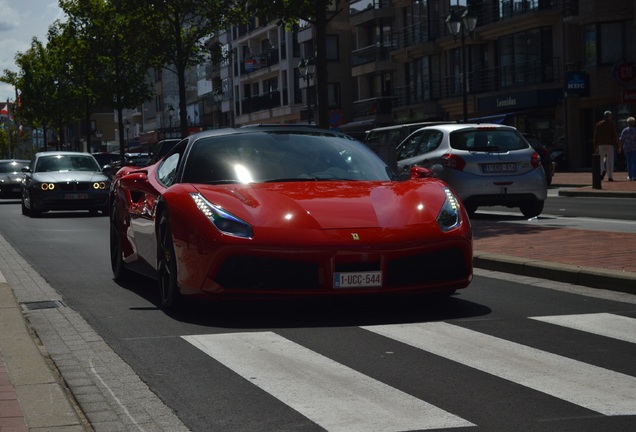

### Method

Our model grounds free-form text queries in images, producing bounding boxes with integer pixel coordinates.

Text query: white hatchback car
[396,123,547,218]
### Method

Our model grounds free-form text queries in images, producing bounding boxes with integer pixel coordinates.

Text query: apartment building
[142,0,635,171]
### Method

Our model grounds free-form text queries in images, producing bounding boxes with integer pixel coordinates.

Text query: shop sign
[613,61,634,86]
[622,89,636,103]
[565,71,589,96]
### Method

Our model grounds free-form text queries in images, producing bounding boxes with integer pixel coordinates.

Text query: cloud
[0,1,21,31]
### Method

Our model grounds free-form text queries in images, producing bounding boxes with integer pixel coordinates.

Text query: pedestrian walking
[620,116,636,181]
[593,110,622,181]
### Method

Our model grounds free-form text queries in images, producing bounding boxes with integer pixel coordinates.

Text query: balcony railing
[349,0,390,16]
[240,90,282,115]
[352,44,394,67]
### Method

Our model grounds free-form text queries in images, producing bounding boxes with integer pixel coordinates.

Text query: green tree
[59,0,155,162]
[129,0,237,138]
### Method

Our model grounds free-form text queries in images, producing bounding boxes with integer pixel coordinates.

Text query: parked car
[396,123,547,218]
[0,159,30,198]
[522,133,554,186]
[21,152,110,217]
[110,125,473,310]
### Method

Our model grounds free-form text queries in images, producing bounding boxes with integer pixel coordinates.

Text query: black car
[21,152,110,217]
[0,159,30,198]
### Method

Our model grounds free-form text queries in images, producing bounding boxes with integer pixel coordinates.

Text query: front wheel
[520,200,544,218]
[157,212,181,311]
[110,204,132,281]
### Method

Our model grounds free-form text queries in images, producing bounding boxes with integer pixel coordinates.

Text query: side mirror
[119,171,149,190]
[21,167,31,173]
[410,166,435,179]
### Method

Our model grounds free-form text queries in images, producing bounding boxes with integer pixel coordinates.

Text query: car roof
[410,123,519,133]
[35,151,94,157]
[190,125,347,140]
[367,121,454,133]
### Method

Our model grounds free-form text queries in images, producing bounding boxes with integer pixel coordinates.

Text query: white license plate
[334,271,382,289]
[64,193,89,199]
[483,163,516,173]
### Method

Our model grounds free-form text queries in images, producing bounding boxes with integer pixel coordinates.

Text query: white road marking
[182,331,474,432]
[362,322,636,416]
[530,313,636,344]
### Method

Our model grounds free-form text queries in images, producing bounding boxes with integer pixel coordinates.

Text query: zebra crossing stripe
[182,331,474,432]
[530,313,636,343]
[362,322,636,416]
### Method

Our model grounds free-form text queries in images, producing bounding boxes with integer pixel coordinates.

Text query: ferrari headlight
[190,193,253,239]
[437,187,461,232]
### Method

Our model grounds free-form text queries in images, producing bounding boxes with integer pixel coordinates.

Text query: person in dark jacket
[593,110,622,181]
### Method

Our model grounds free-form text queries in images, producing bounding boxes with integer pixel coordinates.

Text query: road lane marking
[530,313,636,343]
[182,331,474,432]
[362,322,636,416]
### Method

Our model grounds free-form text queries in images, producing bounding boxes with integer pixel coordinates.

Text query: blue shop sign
[565,71,589,96]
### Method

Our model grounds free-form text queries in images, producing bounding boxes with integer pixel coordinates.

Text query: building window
[328,83,341,108]
[584,21,631,66]
[498,27,552,89]
[326,35,339,61]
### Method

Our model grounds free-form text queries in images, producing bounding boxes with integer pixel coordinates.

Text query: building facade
[134,0,636,172]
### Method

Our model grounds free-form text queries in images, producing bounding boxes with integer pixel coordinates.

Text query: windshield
[0,161,29,173]
[182,131,394,184]
[35,155,101,173]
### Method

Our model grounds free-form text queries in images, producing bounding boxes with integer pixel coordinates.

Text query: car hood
[0,173,23,182]
[192,180,448,230]
[32,171,108,182]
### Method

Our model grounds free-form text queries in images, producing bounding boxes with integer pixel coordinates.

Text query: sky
[0,0,64,102]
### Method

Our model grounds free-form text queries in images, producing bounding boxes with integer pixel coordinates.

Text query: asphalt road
[1,196,635,431]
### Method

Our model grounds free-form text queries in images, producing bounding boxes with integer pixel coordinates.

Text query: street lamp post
[446,7,478,123]
[298,57,316,124]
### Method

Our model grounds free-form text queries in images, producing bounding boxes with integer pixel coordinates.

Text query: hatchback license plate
[483,163,516,173]
[334,271,382,288]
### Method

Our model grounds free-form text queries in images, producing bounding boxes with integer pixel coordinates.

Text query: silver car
[20,151,110,217]
[396,124,547,218]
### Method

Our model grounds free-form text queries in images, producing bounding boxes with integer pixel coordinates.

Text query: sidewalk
[1,170,635,432]
[473,171,636,292]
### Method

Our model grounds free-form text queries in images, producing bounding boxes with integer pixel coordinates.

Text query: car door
[396,129,444,177]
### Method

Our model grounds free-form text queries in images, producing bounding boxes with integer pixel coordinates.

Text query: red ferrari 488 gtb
[109,126,472,310]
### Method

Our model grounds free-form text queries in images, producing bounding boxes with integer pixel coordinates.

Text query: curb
[474,252,636,295]
[0,277,88,431]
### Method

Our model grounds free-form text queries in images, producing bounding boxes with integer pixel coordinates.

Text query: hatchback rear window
[450,130,527,151]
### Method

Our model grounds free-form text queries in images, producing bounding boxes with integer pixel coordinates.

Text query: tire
[21,199,29,216]
[28,193,41,218]
[110,204,132,281]
[157,212,181,311]
[520,200,544,218]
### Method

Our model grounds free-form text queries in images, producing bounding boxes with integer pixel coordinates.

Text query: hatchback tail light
[441,154,466,171]
[531,152,541,169]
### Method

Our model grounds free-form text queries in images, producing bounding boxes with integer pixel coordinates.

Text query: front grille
[386,248,468,286]
[216,255,321,290]
[59,182,91,191]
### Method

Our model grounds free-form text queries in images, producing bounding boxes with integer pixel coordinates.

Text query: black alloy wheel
[157,212,181,311]
[28,192,41,217]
